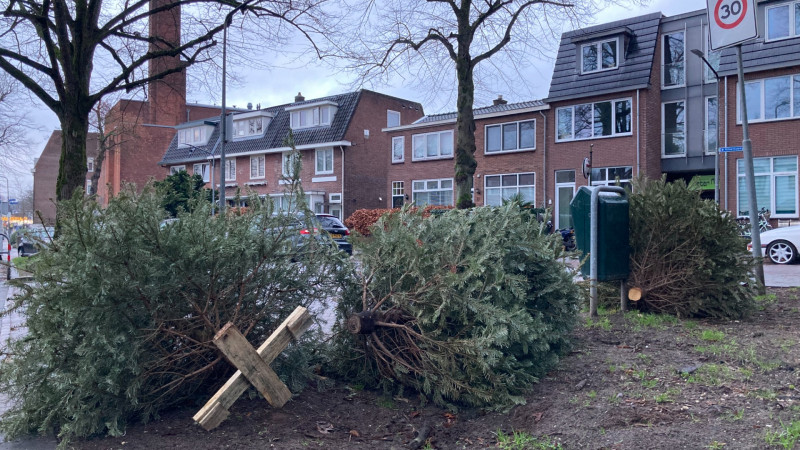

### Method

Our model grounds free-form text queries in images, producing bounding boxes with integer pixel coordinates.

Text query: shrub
[0,187,346,446]
[344,205,453,236]
[628,177,756,318]
[328,203,582,409]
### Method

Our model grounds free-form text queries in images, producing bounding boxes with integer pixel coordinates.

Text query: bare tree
[0,72,34,176]
[0,0,332,204]
[339,0,612,208]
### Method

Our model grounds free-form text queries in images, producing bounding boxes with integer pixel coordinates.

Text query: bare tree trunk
[454,55,476,209]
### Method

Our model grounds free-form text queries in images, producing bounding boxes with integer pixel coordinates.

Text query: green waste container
[570,186,629,281]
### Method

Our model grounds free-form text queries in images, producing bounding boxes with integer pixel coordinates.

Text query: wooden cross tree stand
[193,306,312,431]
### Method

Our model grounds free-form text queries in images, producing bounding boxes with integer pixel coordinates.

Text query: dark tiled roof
[159,91,363,165]
[414,100,547,124]
[717,36,800,76]
[547,12,662,102]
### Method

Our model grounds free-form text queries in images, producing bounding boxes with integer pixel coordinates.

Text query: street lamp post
[690,49,721,204]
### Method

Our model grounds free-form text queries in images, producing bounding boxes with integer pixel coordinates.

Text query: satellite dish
[582,157,591,179]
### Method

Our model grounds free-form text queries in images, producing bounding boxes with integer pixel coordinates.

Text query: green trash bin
[570,186,629,281]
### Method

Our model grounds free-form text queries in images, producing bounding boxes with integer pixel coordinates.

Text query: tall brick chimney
[148,0,186,126]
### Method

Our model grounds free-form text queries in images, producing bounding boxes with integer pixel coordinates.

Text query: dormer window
[581,39,618,74]
[232,110,274,139]
[177,124,213,147]
[286,100,338,130]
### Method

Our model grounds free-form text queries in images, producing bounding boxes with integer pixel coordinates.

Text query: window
[233,117,264,138]
[581,39,618,74]
[193,163,210,182]
[250,155,265,179]
[555,170,576,229]
[170,165,186,175]
[556,99,632,141]
[591,166,633,189]
[662,101,686,157]
[87,157,94,172]
[702,26,721,83]
[412,178,453,206]
[663,31,685,88]
[392,136,404,163]
[225,159,236,181]
[315,148,333,174]
[739,74,800,123]
[485,120,535,153]
[290,106,334,129]
[178,126,209,147]
[387,110,401,127]
[412,130,454,160]
[282,152,300,178]
[766,1,800,41]
[85,179,92,195]
[484,173,535,206]
[738,156,798,217]
[706,97,718,155]
[392,181,405,208]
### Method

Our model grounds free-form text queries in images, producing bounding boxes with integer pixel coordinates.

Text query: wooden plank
[197,403,230,432]
[193,306,311,428]
[212,323,292,408]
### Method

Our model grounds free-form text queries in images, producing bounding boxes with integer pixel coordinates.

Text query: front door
[555,170,576,230]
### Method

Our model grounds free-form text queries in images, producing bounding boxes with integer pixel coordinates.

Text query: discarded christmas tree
[329,203,582,408]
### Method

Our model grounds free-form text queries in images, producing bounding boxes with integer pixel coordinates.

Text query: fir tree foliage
[329,202,582,409]
[0,183,347,445]
[152,170,210,217]
[627,177,756,318]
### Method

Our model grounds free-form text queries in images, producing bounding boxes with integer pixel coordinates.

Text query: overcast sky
[10,0,705,198]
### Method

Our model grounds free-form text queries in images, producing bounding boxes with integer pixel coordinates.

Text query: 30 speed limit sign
[707,0,758,50]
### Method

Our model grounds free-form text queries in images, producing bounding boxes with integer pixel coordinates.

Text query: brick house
[158,91,424,219]
[383,97,548,209]
[32,131,99,224]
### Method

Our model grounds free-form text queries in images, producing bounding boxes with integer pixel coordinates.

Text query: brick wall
[342,91,425,218]
[720,65,800,217]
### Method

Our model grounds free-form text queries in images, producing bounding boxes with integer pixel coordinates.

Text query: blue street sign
[8,199,17,204]
[719,146,743,153]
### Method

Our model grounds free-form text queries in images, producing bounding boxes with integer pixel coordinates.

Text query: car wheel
[767,240,797,265]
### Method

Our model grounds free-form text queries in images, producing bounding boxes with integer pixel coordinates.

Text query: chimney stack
[295,92,305,102]
[493,95,507,106]
[147,0,186,126]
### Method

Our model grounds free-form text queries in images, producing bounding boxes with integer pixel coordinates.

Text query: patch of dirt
[75,288,800,449]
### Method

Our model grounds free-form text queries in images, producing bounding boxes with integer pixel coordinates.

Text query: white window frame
[392,136,405,163]
[737,156,798,218]
[282,151,299,178]
[483,172,536,206]
[555,98,633,142]
[170,165,186,175]
[87,157,94,172]
[662,31,686,89]
[580,38,619,74]
[329,193,342,204]
[765,1,800,42]
[226,159,236,181]
[737,74,800,124]
[705,96,718,155]
[193,163,210,182]
[85,179,92,195]
[387,110,401,127]
[555,170,576,230]
[411,130,454,161]
[411,178,454,206]
[315,147,334,175]
[590,166,633,188]
[250,155,265,179]
[232,117,264,138]
[392,181,405,204]
[662,100,686,158]
[178,126,211,147]
[290,106,334,130]
[484,119,536,154]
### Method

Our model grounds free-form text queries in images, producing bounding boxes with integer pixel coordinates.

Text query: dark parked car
[18,227,54,257]
[315,214,352,255]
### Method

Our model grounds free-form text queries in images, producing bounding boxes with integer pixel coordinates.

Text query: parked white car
[748,225,800,265]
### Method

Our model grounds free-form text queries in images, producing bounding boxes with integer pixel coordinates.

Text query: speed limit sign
[707,0,758,50]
